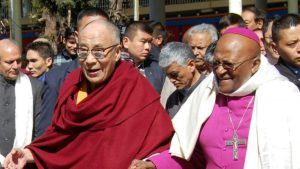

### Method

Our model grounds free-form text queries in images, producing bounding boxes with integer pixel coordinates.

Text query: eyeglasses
[76,44,118,60]
[212,56,257,72]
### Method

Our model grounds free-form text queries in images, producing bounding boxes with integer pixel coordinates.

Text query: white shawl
[0,73,33,164]
[170,56,300,168]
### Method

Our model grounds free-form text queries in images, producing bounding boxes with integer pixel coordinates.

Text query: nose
[12,60,20,70]
[144,42,151,50]
[169,78,177,85]
[26,63,32,70]
[214,64,227,75]
[85,52,97,65]
[296,42,300,53]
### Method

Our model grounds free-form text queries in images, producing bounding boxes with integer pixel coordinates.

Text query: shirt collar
[284,61,300,77]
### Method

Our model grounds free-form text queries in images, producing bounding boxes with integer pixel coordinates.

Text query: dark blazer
[29,77,43,140]
[142,45,165,94]
[36,59,79,138]
[275,58,300,90]
[143,57,165,94]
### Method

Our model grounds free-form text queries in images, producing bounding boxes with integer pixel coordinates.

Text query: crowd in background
[0,6,300,169]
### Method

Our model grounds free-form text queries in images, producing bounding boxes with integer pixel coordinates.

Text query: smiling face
[274,25,300,68]
[213,34,261,94]
[64,35,77,56]
[78,22,120,88]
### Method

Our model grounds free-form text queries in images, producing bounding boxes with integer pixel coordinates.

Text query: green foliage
[31,0,99,17]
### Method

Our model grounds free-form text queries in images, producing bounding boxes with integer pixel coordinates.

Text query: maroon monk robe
[26,61,174,169]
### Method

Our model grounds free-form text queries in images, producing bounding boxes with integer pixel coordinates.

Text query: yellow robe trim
[76,81,88,104]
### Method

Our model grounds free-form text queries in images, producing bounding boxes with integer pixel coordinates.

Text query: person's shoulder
[28,75,42,86]
[259,76,299,95]
[27,76,43,92]
[275,59,293,75]
[46,60,77,78]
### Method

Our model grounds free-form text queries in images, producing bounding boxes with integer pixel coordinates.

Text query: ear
[271,41,280,56]
[256,19,264,30]
[74,31,79,43]
[45,57,53,68]
[156,35,164,46]
[251,57,261,74]
[114,45,122,62]
[187,59,196,73]
[122,37,130,49]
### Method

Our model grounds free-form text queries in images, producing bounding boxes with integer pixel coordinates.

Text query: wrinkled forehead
[78,29,111,47]
[189,32,212,44]
[0,44,21,57]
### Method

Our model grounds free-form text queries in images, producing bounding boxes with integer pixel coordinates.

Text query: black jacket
[37,59,80,138]
[275,58,300,90]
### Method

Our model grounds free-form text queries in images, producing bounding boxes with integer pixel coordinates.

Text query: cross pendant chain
[225,96,254,160]
[225,133,246,160]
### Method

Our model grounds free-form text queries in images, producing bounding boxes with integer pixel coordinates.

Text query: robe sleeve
[149,141,206,169]
[135,105,174,159]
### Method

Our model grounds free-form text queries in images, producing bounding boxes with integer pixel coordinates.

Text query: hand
[3,148,28,169]
[128,159,156,169]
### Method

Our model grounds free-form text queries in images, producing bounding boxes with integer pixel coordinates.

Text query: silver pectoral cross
[225,133,246,160]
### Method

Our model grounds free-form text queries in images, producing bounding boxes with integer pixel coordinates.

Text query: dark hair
[243,6,267,25]
[149,21,167,39]
[272,14,300,43]
[64,27,76,40]
[262,15,281,35]
[124,21,153,40]
[77,7,109,26]
[219,13,245,31]
[204,40,218,66]
[26,41,54,60]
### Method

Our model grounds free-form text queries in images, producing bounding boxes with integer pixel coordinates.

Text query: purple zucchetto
[223,27,260,45]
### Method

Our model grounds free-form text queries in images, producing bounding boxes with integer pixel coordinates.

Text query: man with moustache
[0,39,43,167]
[159,42,204,118]
[186,23,218,75]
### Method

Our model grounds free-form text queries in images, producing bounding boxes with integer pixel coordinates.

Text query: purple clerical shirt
[150,93,255,169]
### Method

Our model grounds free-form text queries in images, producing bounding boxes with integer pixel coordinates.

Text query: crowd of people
[0,6,300,169]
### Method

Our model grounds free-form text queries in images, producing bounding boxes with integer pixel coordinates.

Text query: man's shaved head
[0,39,20,59]
[213,30,261,94]
[0,39,22,80]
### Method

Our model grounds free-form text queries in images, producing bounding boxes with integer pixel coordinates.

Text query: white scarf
[0,73,33,164]
[170,56,300,168]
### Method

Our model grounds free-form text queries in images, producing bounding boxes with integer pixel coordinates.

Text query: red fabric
[27,61,174,169]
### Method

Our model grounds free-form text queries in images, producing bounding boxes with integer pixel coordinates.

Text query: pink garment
[223,27,260,45]
[150,93,254,169]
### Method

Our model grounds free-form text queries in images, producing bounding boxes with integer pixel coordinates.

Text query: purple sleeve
[149,150,195,169]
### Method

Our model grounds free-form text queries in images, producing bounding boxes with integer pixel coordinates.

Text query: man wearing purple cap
[129,27,300,169]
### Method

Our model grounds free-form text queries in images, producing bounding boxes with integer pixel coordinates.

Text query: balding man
[129,27,300,169]
[37,8,110,137]
[4,20,173,169]
[0,39,43,166]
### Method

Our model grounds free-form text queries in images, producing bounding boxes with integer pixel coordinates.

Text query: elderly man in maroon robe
[4,20,173,169]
